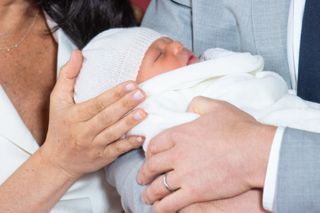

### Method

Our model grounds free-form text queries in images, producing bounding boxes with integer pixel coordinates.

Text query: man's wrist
[249,124,276,188]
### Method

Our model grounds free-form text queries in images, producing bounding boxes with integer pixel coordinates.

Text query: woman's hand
[40,50,147,179]
[138,96,275,212]
[179,190,270,213]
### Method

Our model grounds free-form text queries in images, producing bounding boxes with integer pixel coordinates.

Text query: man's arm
[138,97,274,212]
[275,128,320,213]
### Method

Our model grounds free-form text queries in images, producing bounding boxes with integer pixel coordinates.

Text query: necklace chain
[0,11,39,52]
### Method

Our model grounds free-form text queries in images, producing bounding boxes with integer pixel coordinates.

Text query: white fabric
[0,20,122,213]
[264,0,306,211]
[122,49,320,151]
[75,27,164,103]
[263,127,285,211]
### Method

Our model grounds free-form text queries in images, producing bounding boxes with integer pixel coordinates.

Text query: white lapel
[0,86,39,155]
[45,13,77,74]
[56,29,77,74]
[0,17,76,155]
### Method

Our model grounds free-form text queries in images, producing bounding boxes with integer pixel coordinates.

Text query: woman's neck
[0,0,38,33]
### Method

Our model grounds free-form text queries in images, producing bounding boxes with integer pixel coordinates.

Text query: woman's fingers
[51,50,83,107]
[89,89,146,134]
[103,135,145,162]
[75,81,139,120]
[94,108,147,146]
[143,171,179,205]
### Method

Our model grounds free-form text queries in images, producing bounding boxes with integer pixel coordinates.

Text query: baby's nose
[168,41,183,54]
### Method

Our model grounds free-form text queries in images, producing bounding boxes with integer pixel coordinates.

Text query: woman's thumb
[52,50,83,106]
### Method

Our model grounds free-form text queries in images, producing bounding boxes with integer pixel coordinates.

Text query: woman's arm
[0,150,77,212]
[0,51,147,212]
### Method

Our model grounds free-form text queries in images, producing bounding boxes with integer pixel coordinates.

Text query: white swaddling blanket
[127,49,320,151]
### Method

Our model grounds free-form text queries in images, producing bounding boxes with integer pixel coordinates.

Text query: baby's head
[136,31,199,83]
[75,27,198,102]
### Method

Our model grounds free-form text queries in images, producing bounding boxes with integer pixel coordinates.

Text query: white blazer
[0,17,122,213]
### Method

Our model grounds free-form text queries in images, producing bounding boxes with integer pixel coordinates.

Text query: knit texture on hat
[74,27,165,103]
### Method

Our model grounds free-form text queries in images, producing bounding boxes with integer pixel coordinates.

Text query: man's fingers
[153,189,195,213]
[75,81,140,120]
[146,129,176,159]
[94,108,147,146]
[187,96,221,115]
[138,150,174,184]
[143,171,179,204]
[52,50,83,106]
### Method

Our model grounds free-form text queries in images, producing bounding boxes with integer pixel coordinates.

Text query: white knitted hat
[74,27,165,103]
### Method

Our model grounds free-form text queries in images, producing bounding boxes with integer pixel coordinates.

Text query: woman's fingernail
[125,83,136,92]
[132,90,144,100]
[133,110,145,120]
[136,136,145,143]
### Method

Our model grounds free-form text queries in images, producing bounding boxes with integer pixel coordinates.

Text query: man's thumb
[187,96,218,115]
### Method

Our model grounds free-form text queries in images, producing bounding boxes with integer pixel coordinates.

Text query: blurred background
[130,0,151,24]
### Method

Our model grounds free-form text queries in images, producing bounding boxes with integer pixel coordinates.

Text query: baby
[75,27,320,151]
[74,27,320,212]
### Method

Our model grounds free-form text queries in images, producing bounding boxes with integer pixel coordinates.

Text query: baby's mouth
[187,54,199,65]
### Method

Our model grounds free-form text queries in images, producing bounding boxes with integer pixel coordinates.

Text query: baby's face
[136,37,199,83]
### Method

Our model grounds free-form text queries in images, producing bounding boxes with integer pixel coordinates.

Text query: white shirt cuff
[263,126,285,212]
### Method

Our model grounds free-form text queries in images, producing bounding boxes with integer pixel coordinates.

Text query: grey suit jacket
[107,1,320,212]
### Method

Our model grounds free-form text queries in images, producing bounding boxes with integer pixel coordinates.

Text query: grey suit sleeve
[275,128,320,212]
[105,149,153,213]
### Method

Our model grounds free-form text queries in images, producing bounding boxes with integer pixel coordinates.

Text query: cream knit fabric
[74,27,165,103]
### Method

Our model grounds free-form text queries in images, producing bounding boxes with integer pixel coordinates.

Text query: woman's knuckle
[112,88,123,99]
[93,99,105,112]
[121,98,132,109]
[125,116,137,127]
[113,144,126,155]
[98,111,113,126]
[104,132,117,143]
[126,137,137,147]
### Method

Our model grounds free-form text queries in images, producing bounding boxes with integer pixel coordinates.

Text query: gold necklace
[0,11,39,52]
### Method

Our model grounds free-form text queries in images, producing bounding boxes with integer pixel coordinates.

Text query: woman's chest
[0,34,57,145]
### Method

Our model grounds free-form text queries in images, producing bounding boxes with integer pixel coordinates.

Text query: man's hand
[180,190,270,213]
[138,97,276,212]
